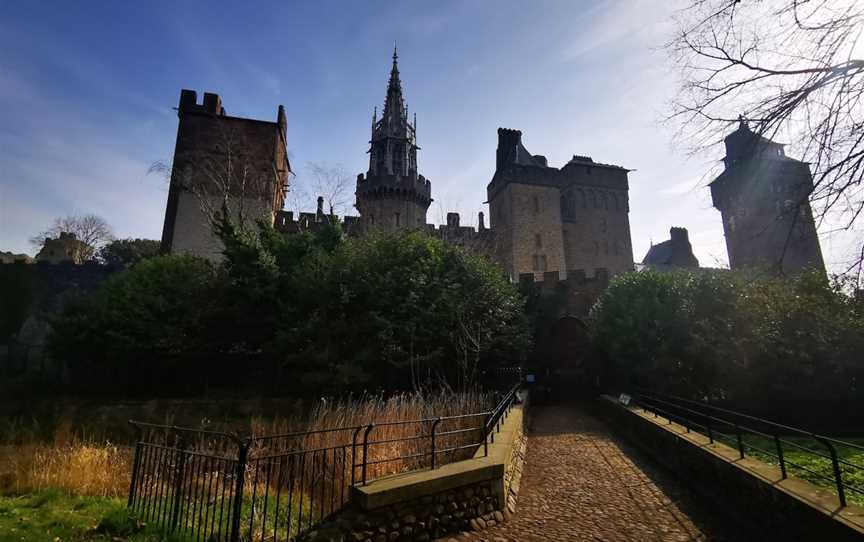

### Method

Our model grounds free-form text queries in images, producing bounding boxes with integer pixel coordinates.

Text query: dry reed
[0,439,132,498]
[1,390,492,500]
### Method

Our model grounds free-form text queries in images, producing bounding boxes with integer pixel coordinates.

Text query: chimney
[446,212,460,228]
[496,128,522,171]
[277,105,287,137]
[478,211,485,230]
[670,227,689,245]
[316,196,324,221]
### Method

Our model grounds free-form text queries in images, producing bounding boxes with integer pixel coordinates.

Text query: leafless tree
[301,162,352,217]
[149,122,289,235]
[30,214,114,261]
[668,0,864,282]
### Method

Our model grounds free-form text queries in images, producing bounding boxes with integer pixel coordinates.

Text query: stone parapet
[300,398,527,542]
[596,396,864,541]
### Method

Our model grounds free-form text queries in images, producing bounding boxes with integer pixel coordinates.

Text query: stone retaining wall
[302,398,527,542]
[596,395,864,541]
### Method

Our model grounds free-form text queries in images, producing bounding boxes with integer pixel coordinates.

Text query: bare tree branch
[30,214,114,262]
[668,0,864,284]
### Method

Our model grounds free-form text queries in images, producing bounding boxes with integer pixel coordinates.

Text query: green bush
[590,268,864,403]
[47,219,529,395]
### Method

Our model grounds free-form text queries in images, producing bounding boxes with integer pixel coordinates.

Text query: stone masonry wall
[302,402,528,542]
[303,480,505,542]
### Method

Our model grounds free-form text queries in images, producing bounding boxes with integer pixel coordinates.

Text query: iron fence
[127,383,522,541]
[629,391,864,507]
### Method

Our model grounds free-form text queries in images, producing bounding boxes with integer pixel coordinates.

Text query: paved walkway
[447,403,745,542]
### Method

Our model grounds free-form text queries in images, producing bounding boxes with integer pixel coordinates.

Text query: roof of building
[642,240,674,265]
[564,154,628,171]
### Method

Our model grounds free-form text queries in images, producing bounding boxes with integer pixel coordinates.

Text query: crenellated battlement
[275,209,493,240]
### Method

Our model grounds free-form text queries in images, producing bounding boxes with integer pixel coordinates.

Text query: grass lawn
[0,491,190,542]
[715,433,864,505]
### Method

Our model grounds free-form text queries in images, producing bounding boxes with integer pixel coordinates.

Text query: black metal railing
[628,391,864,508]
[127,383,522,541]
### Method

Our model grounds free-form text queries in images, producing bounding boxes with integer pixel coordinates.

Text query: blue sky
[0,0,852,270]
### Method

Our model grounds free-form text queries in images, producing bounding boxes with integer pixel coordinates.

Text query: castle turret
[355,46,432,229]
[710,119,824,274]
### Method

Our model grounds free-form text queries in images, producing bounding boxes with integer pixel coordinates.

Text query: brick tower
[355,46,432,229]
[710,119,825,274]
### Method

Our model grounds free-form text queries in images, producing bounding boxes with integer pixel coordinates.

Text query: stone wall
[301,399,527,542]
[596,396,864,541]
[170,193,274,261]
[306,479,505,542]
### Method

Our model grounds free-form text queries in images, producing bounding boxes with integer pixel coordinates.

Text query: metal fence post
[484,413,491,457]
[706,419,714,444]
[351,426,363,486]
[361,424,374,485]
[169,435,188,533]
[815,435,846,507]
[734,424,744,459]
[230,439,249,542]
[431,418,442,469]
[773,434,787,479]
[127,422,143,509]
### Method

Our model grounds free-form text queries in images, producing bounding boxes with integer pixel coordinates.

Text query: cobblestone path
[447,403,745,542]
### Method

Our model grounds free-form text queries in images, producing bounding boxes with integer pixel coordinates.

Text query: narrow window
[533,195,540,213]
[395,212,400,226]
[535,233,542,248]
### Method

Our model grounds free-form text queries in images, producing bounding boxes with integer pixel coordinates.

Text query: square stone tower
[710,120,825,275]
[161,90,290,259]
[487,128,634,280]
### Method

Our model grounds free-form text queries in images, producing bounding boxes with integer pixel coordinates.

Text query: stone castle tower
[355,47,432,229]
[710,119,825,274]
[161,90,290,259]
[487,128,634,280]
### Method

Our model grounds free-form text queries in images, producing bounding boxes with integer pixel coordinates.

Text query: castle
[160,48,825,288]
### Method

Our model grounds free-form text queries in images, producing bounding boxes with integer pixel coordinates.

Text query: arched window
[600,192,608,210]
[588,190,597,208]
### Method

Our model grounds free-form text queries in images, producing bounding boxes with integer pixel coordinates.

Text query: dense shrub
[220,220,529,393]
[591,268,864,408]
[47,220,529,395]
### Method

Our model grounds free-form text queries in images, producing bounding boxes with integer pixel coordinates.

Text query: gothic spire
[383,44,405,129]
